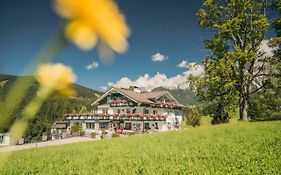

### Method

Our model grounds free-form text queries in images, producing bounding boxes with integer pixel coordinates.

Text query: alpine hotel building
[61,86,185,134]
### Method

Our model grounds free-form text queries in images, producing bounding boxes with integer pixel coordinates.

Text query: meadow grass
[0,120,280,175]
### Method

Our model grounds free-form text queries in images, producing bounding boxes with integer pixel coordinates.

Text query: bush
[101,129,107,139]
[71,125,82,133]
[79,130,85,136]
[91,132,97,138]
[203,102,231,125]
[211,112,229,125]
[210,102,231,125]
[185,108,201,127]
[249,87,281,121]
[71,125,82,136]
[112,133,120,138]
[101,129,107,135]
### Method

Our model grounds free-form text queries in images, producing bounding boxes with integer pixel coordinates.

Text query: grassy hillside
[1,121,280,174]
[152,87,199,106]
[0,74,103,141]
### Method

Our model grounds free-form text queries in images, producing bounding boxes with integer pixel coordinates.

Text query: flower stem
[10,86,53,145]
[0,29,65,132]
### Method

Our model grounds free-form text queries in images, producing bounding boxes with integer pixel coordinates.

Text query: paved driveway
[0,137,99,152]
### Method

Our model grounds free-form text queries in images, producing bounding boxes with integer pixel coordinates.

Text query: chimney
[129,86,141,93]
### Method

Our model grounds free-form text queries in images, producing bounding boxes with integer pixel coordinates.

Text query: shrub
[249,87,281,121]
[101,129,107,139]
[112,133,120,138]
[185,108,201,127]
[210,102,230,125]
[101,129,107,135]
[203,102,231,125]
[71,125,82,133]
[91,132,97,138]
[71,125,82,136]
[79,130,85,136]
[211,112,229,125]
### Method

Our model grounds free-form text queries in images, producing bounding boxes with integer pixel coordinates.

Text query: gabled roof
[91,87,184,107]
[115,88,166,104]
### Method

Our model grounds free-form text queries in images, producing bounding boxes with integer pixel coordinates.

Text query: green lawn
[1,121,281,175]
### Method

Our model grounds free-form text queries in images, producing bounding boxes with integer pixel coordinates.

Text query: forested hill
[0,74,102,99]
[152,87,199,106]
[0,74,103,142]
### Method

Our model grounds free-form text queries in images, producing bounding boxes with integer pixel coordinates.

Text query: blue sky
[0,0,218,90]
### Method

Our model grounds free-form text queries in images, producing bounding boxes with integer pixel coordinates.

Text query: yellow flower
[36,63,76,96]
[54,0,130,53]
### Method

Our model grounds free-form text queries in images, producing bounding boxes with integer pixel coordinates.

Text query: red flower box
[132,114,139,117]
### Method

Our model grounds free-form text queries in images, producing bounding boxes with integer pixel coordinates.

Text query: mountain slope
[152,87,199,106]
[0,74,103,99]
[0,73,103,142]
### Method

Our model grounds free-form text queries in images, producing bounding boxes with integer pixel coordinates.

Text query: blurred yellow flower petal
[53,0,76,18]
[10,120,27,145]
[66,20,97,50]
[54,0,130,53]
[36,63,76,96]
[56,87,76,97]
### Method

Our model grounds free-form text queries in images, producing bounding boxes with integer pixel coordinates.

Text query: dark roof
[114,87,166,104]
[92,87,184,107]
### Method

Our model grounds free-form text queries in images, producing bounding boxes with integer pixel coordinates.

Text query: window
[0,135,3,144]
[107,96,111,103]
[117,109,121,114]
[86,123,95,129]
[102,109,108,114]
[144,109,149,114]
[132,108,136,113]
[144,123,150,130]
[74,122,80,126]
[99,122,109,129]
[153,110,157,114]
[155,122,159,129]
[126,109,131,114]
[125,122,132,130]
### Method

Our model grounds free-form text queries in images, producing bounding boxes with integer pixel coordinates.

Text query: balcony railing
[63,113,167,121]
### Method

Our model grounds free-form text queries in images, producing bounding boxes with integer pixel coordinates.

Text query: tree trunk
[238,65,251,121]
[240,97,249,121]
[239,82,251,121]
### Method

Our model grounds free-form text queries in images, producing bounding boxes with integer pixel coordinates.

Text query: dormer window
[107,96,111,103]
[144,109,149,114]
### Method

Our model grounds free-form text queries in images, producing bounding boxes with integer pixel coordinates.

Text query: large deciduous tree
[196,0,275,121]
[271,0,281,64]
[248,0,281,121]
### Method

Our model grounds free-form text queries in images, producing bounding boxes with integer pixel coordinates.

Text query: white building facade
[63,87,185,134]
[0,133,10,146]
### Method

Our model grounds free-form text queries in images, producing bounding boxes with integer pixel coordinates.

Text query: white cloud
[86,61,99,70]
[259,40,275,58]
[100,86,108,91]
[114,77,134,88]
[112,73,186,90]
[151,53,168,62]
[177,60,189,68]
[107,82,114,87]
[183,62,205,77]
[103,62,204,91]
